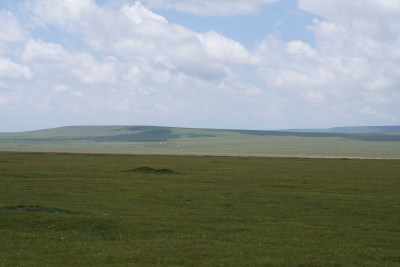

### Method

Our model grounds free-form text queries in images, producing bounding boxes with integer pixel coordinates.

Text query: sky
[1,0,400,132]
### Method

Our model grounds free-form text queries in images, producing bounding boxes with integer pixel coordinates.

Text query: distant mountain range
[282,126,400,133]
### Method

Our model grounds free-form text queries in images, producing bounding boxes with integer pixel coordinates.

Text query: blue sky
[150,0,316,48]
[1,0,400,132]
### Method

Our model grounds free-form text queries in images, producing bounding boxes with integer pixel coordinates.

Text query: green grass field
[1,126,400,158]
[1,152,399,266]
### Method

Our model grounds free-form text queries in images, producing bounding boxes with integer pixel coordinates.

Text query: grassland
[1,126,400,158]
[1,152,399,266]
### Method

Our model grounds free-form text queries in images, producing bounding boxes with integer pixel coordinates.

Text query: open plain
[1,126,400,159]
[1,152,399,266]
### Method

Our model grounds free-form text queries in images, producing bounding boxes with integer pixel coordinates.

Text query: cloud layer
[1,0,399,131]
[144,0,279,16]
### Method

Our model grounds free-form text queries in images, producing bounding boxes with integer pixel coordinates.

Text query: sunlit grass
[0,152,399,265]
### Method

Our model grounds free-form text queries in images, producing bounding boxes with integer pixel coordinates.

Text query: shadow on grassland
[230,130,400,142]
[124,166,178,174]
[3,205,87,215]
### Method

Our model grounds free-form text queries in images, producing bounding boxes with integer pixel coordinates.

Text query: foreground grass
[0,152,399,266]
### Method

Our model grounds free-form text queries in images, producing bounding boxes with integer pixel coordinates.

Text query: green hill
[284,125,400,133]
[1,125,400,158]
[2,125,400,142]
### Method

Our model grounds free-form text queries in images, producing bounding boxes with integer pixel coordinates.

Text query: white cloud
[22,39,67,63]
[286,41,316,58]
[121,2,167,24]
[30,0,95,27]
[2,0,400,131]
[0,10,26,42]
[197,31,257,65]
[71,54,117,84]
[21,39,117,84]
[144,0,280,16]
[251,0,400,126]
[363,78,393,92]
[0,10,26,43]
[29,1,255,80]
[299,0,400,22]
[0,58,33,81]
[53,84,69,92]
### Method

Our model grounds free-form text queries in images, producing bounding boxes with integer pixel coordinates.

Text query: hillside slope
[284,125,400,133]
[1,125,400,158]
[1,125,400,142]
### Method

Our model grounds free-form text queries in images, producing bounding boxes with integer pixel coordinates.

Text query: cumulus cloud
[252,0,400,126]
[30,0,95,27]
[0,58,33,81]
[197,31,257,65]
[299,0,400,23]
[144,0,280,16]
[121,2,167,23]
[1,0,266,131]
[21,39,72,84]
[22,39,67,63]
[1,0,400,131]
[0,10,26,43]
[21,39,117,84]
[28,1,255,80]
